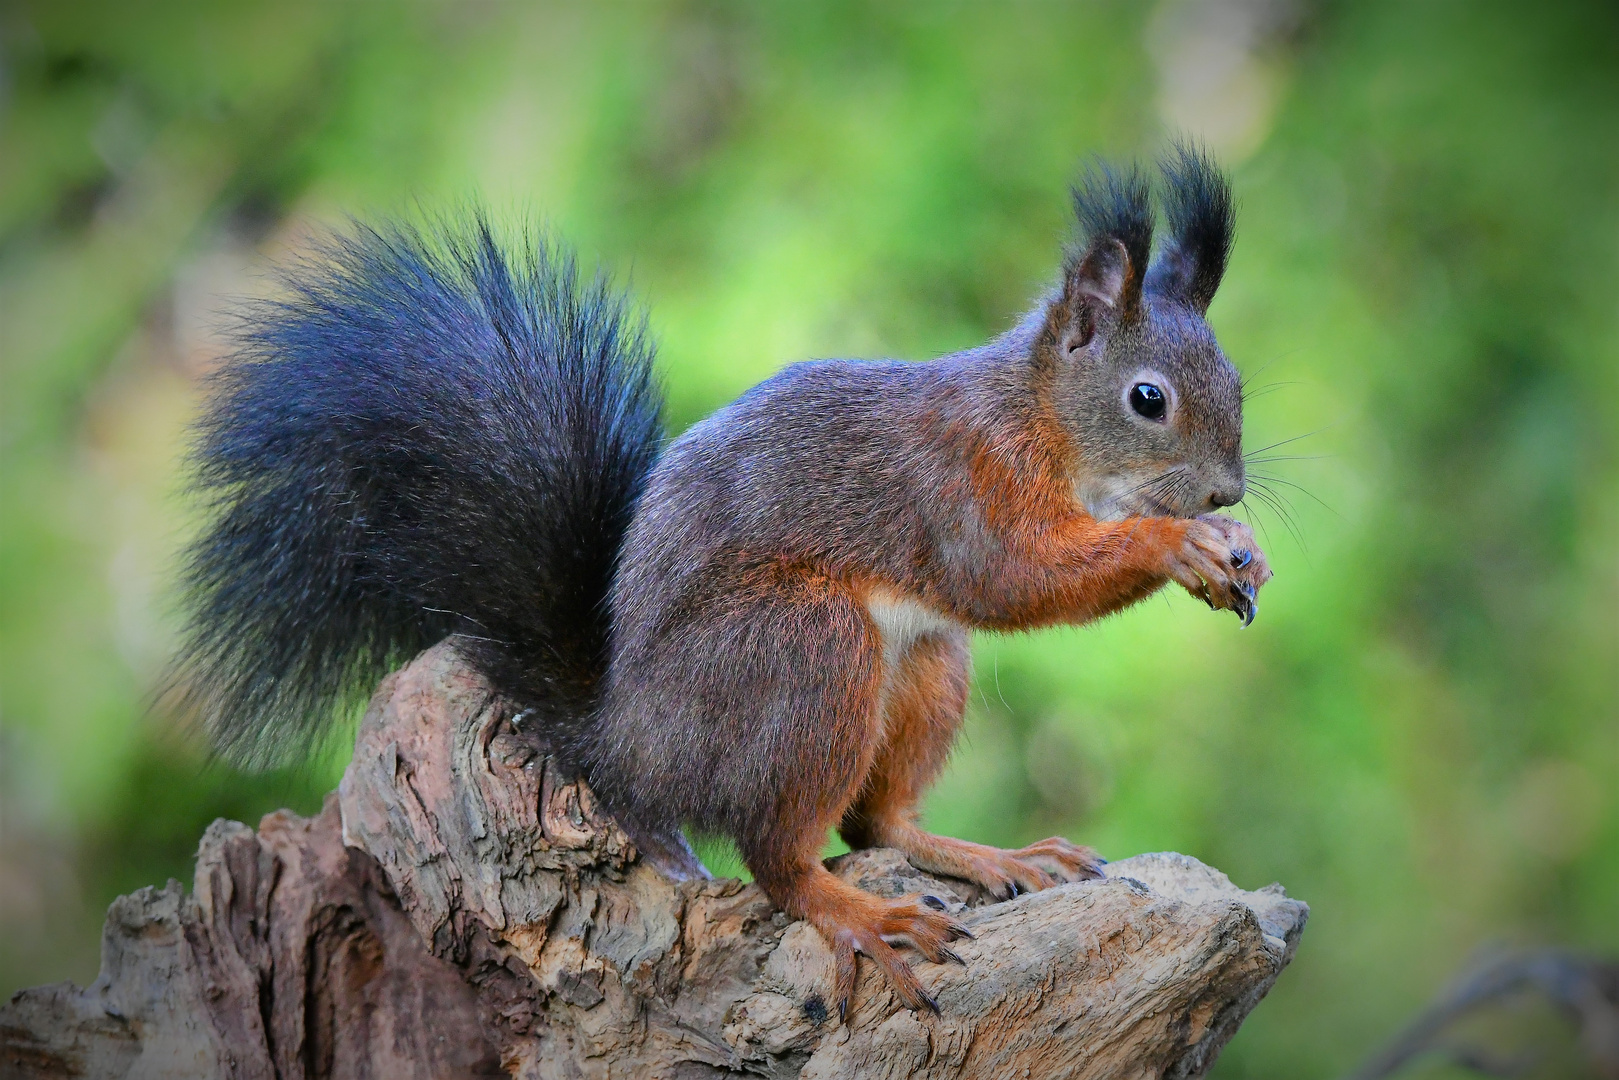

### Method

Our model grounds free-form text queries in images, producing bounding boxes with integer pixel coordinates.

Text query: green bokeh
[2,3,1615,1076]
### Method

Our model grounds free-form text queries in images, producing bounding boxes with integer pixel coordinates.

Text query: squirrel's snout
[1208,480,1245,509]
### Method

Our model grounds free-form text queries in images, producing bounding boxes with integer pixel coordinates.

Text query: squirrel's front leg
[982,513,1272,630]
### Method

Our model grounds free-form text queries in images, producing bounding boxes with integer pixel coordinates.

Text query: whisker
[1247,472,1339,515]
[1119,466,1186,501]
[1244,430,1322,458]
[1246,477,1301,516]
[1237,348,1304,393]
[1172,471,1196,507]
[1152,469,1193,513]
[1243,454,1333,464]
[1241,379,1300,403]
[1246,482,1307,553]
[1254,497,1306,555]
[1238,497,1276,551]
[1146,470,1176,497]
[1257,499,1306,554]
[1120,514,1149,546]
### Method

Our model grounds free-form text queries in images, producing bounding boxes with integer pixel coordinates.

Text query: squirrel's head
[1039,145,1244,520]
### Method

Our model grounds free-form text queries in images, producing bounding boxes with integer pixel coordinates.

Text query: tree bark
[2,642,1308,1079]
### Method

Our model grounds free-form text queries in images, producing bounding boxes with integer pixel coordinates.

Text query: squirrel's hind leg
[670,566,972,1019]
[839,630,1105,900]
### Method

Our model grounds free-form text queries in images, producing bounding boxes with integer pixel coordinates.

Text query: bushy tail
[173,215,663,767]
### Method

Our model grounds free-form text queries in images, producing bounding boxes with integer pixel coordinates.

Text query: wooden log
[2,643,1308,1079]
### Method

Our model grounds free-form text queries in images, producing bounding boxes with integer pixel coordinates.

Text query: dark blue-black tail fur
[173,215,664,768]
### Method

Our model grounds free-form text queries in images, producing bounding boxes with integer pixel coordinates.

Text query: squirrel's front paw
[1168,515,1273,626]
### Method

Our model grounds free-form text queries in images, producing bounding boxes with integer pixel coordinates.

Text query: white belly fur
[863,588,965,731]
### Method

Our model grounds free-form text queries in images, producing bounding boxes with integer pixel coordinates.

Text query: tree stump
[2,643,1308,1079]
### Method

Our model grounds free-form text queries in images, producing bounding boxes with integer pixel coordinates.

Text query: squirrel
[173,143,1271,1019]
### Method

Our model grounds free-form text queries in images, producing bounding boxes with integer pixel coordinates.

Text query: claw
[920,894,948,911]
[832,933,857,1026]
[938,946,966,966]
[1230,583,1257,627]
[917,988,941,1015]
[1230,548,1253,570]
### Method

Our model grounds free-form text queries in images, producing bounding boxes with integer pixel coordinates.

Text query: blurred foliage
[2,2,1616,1076]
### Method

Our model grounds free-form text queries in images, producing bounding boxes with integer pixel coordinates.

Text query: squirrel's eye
[1129,382,1167,421]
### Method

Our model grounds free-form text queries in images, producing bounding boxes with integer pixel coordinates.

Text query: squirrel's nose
[1208,480,1245,509]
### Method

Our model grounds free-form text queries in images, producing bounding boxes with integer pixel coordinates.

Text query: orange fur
[841,629,1104,903]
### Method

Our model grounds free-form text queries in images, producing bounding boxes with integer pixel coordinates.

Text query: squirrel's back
[173,216,663,767]
[607,338,1054,641]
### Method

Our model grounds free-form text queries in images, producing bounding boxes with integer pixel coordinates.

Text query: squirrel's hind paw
[820,894,971,1021]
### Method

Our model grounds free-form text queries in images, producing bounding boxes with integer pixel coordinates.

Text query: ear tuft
[1064,162,1153,320]
[1147,141,1234,313]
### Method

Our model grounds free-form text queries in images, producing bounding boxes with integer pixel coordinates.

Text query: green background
[2,3,1615,1076]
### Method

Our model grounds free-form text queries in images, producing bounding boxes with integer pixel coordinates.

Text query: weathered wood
[0,802,501,1080]
[3,643,1307,1079]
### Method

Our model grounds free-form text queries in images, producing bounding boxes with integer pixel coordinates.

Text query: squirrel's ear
[1146,142,1234,315]
[1049,238,1133,354]
[1071,237,1131,309]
